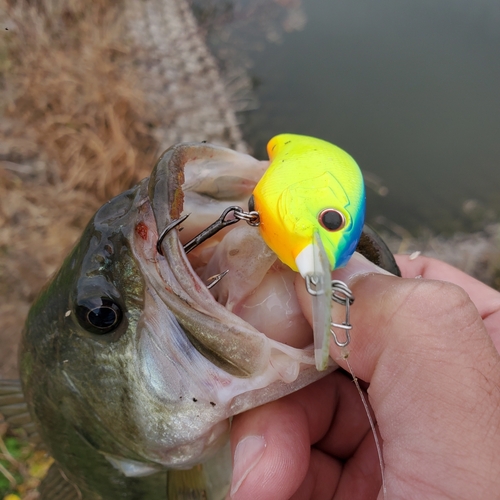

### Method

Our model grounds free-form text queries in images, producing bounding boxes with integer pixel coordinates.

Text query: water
[205,0,500,234]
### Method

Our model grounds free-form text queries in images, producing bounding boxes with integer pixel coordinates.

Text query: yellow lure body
[252,134,365,277]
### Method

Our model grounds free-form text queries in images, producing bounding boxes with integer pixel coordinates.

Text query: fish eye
[248,194,255,212]
[318,209,346,232]
[75,297,123,334]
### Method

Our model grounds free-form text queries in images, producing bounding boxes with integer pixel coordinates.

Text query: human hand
[227,254,500,499]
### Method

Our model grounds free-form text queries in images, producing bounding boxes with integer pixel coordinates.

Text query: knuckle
[405,279,474,319]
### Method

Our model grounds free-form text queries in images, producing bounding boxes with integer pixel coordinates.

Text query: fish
[0,142,337,500]
[0,140,399,500]
[251,134,366,368]
[251,133,365,278]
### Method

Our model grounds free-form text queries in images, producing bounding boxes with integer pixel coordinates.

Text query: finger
[232,372,381,500]
[395,254,500,348]
[228,371,376,499]
[334,428,383,500]
[290,431,382,500]
[314,371,372,459]
[289,448,339,499]
[228,374,337,500]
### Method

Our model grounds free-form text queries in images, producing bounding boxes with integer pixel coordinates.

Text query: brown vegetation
[3,0,160,198]
[1,0,162,382]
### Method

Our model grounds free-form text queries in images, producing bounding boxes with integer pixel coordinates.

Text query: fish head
[19,142,333,488]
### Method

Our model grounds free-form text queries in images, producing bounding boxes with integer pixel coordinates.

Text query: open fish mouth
[67,142,395,474]
[106,141,331,470]
[135,142,326,414]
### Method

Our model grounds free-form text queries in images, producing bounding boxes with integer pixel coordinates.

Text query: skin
[227,255,500,499]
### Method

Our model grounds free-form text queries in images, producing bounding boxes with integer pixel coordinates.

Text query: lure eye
[248,194,255,212]
[318,209,346,232]
[75,298,123,334]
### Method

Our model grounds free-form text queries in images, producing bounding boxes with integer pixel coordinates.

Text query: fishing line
[340,348,387,499]
[330,279,386,496]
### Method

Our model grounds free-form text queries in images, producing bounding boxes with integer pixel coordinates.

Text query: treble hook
[156,206,260,292]
[157,206,260,256]
[183,206,244,254]
[206,270,229,289]
[156,207,239,256]
[156,214,190,255]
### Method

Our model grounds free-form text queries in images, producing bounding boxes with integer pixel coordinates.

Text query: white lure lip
[295,242,322,278]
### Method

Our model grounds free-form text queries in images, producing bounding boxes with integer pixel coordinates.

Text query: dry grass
[0,0,163,375]
[2,0,160,199]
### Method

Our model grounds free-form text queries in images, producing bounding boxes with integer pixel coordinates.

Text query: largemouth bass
[0,141,399,499]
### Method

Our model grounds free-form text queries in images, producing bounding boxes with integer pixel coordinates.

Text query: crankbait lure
[157,134,366,370]
[251,134,366,369]
[251,134,365,276]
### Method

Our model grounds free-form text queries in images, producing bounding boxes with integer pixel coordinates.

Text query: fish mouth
[110,141,336,471]
[140,142,330,408]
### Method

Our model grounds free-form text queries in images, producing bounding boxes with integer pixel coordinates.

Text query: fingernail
[333,251,394,284]
[230,435,266,498]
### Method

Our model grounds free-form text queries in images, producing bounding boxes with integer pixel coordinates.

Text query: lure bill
[305,233,355,370]
[309,232,333,370]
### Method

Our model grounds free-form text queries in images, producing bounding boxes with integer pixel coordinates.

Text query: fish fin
[38,463,82,500]
[167,466,208,500]
[103,453,162,477]
[0,379,41,444]
[310,231,332,371]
